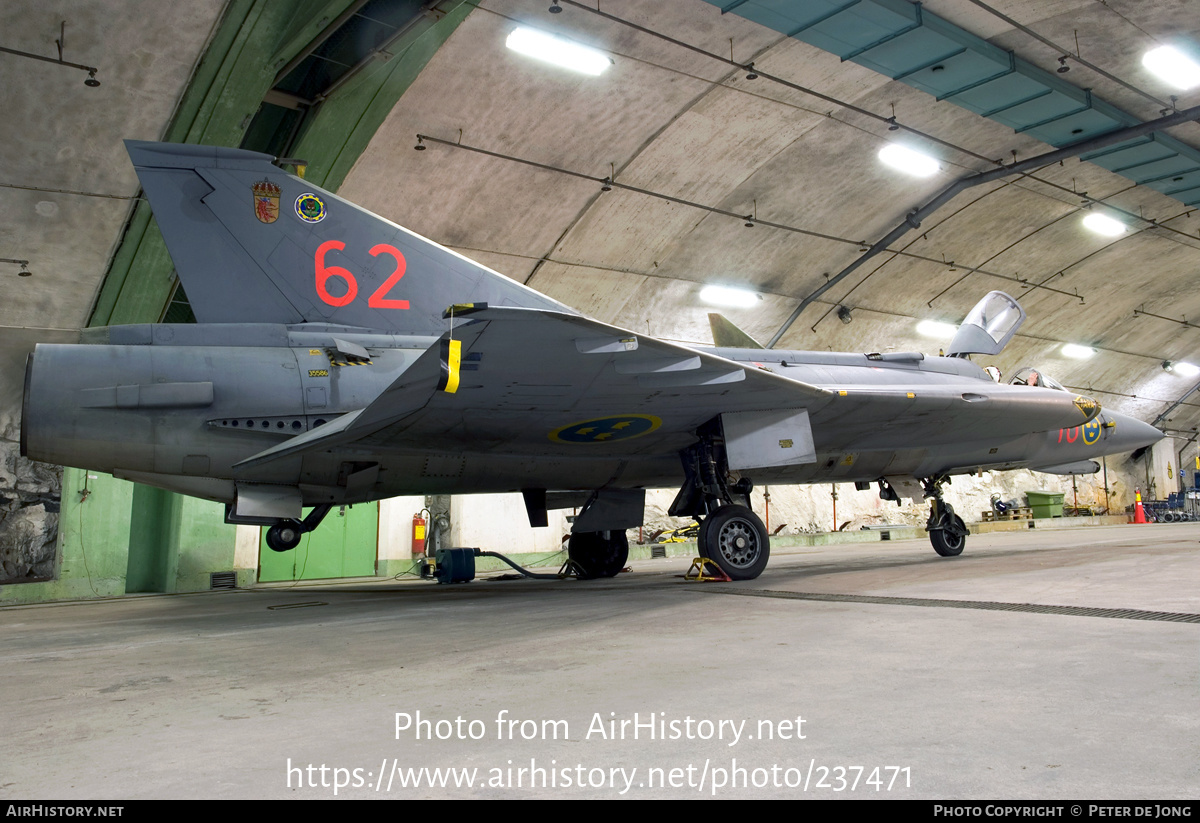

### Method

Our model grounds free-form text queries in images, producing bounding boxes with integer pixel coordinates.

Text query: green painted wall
[0,469,132,604]
[3,1,474,604]
[289,1,476,190]
[259,504,378,582]
[92,0,362,328]
[125,485,177,592]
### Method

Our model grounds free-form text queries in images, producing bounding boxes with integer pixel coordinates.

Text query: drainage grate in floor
[694,588,1200,623]
[266,601,328,611]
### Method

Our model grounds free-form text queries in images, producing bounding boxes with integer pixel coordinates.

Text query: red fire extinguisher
[412,513,427,558]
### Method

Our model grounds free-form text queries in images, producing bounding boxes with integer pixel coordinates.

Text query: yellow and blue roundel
[549,415,662,443]
[294,192,326,223]
[1082,418,1102,445]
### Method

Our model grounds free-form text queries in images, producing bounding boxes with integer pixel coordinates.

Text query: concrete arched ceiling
[4,0,1200,441]
[338,0,1200,436]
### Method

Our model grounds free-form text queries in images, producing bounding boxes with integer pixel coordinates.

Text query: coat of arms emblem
[252,179,281,224]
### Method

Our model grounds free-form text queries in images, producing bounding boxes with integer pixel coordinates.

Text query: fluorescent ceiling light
[505,27,611,76]
[1062,343,1095,359]
[700,285,759,308]
[1082,212,1126,237]
[1174,361,1200,377]
[1143,45,1200,90]
[878,144,939,177]
[916,319,957,338]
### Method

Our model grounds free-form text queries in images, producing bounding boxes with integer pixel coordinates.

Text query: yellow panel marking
[309,349,322,355]
[838,390,848,396]
[906,392,915,399]
[442,339,461,394]
[779,439,793,448]
[308,369,328,378]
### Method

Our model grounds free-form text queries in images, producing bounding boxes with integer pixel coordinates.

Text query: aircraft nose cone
[1107,413,1164,452]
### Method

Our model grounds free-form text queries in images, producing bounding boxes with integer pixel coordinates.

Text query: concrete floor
[1,523,1196,799]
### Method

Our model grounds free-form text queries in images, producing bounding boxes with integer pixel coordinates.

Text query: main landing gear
[922,475,968,557]
[669,428,770,580]
[567,530,629,579]
[265,504,333,553]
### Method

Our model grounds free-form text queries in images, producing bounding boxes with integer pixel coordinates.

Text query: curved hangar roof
[6,0,1200,435]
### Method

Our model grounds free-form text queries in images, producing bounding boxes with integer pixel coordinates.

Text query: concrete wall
[640,458,1146,537]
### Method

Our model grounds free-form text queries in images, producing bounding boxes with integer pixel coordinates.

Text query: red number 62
[314,241,408,309]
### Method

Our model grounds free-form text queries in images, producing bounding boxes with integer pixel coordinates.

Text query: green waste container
[1026,491,1065,518]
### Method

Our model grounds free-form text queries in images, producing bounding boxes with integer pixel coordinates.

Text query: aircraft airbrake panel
[721,409,816,470]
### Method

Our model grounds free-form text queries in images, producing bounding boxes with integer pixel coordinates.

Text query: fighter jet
[20,141,1162,580]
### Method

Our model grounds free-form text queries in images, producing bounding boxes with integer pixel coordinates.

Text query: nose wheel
[698,505,770,580]
[923,475,968,557]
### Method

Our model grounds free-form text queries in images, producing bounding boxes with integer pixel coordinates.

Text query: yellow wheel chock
[685,556,732,582]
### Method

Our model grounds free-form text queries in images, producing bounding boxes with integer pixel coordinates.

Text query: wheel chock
[685,557,732,582]
[559,558,588,579]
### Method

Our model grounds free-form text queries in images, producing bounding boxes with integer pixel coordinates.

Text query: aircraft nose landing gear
[700,505,770,579]
[923,475,969,557]
[670,431,770,580]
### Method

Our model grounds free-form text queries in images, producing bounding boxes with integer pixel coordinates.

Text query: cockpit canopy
[1008,366,1066,391]
[947,291,1026,357]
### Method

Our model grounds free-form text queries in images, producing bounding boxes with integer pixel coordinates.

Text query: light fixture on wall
[878,143,939,177]
[1062,343,1096,359]
[1,258,32,277]
[0,21,102,88]
[700,285,759,308]
[548,1,562,12]
[917,319,957,338]
[1082,212,1126,237]
[836,305,853,325]
[1164,360,1200,377]
[506,27,611,76]
[1143,45,1200,90]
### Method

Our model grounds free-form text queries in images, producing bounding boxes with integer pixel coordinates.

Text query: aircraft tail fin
[708,313,763,349]
[125,140,573,333]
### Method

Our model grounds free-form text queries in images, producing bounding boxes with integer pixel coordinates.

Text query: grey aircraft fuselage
[23,320,1156,508]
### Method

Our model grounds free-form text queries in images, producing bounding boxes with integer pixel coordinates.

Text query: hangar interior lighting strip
[544,0,1198,244]
[413,133,1090,304]
[1143,46,1200,91]
[505,26,611,75]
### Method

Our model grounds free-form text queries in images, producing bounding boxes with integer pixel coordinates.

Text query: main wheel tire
[568,531,629,579]
[266,521,303,553]
[698,505,770,580]
[930,515,966,557]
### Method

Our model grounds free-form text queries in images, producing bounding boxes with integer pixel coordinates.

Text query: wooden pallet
[981,507,1034,522]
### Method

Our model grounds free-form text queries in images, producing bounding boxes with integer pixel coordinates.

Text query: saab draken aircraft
[20,141,1163,580]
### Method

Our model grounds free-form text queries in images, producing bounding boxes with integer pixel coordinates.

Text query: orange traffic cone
[1133,488,1148,524]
